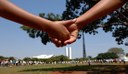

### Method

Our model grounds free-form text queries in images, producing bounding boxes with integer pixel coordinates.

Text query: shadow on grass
[20,65,128,74]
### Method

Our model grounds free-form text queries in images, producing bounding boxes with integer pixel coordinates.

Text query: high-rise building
[69,47,72,59]
[65,47,72,59]
[66,47,69,57]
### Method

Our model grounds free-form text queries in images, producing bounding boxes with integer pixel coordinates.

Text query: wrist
[71,23,80,32]
[75,17,90,30]
[75,21,84,31]
[34,15,53,32]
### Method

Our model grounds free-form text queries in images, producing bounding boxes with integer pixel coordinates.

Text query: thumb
[62,19,77,26]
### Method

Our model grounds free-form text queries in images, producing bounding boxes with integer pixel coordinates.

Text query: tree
[50,55,69,62]
[107,47,125,55]
[62,0,128,45]
[73,58,87,61]
[8,57,15,60]
[0,56,5,60]
[21,0,128,46]
[23,57,32,61]
[31,58,39,61]
[96,52,118,59]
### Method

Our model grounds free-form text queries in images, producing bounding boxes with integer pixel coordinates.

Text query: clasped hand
[48,19,79,47]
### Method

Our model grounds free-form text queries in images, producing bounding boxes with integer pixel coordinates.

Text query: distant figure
[88,59,91,66]
[122,60,126,64]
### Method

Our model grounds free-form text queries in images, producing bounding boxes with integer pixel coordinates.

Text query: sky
[0,0,127,59]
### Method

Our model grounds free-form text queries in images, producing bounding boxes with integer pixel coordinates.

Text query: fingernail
[72,18,77,22]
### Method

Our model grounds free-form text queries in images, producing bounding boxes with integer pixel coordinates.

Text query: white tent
[33,54,53,59]
[120,56,128,61]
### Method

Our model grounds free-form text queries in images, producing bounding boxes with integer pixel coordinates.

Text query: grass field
[0,63,128,74]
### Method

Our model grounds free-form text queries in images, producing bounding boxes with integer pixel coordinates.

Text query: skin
[52,0,127,47]
[51,20,78,47]
[0,0,76,43]
[0,0,127,47]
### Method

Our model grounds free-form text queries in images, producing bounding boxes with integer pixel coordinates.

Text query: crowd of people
[0,0,127,67]
[0,58,126,67]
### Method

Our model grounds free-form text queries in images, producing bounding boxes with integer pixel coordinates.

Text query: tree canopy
[107,47,125,55]
[96,52,118,59]
[63,0,128,45]
[21,0,128,45]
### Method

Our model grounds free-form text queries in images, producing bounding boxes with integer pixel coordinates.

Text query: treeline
[0,53,119,63]
[0,47,127,62]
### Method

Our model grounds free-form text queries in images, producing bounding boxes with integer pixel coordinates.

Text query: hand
[47,19,76,47]
[50,19,79,47]
[64,23,79,45]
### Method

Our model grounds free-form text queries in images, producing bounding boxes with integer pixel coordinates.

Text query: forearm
[0,0,51,31]
[76,0,127,30]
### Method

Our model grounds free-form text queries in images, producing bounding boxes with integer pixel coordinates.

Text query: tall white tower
[65,47,72,59]
[69,47,72,59]
[66,47,69,57]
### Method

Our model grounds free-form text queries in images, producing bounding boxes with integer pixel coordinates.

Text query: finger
[64,30,78,45]
[62,42,67,46]
[50,36,67,47]
[64,35,77,44]
[60,41,67,47]
[57,40,63,47]
[62,19,77,26]
[48,34,63,47]
[50,38,62,47]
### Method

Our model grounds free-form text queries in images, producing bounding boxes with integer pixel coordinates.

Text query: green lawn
[0,63,128,74]
[0,64,75,74]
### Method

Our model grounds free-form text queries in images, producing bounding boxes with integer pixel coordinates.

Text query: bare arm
[0,0,52,30]
[76,0,127,30]
[64,0,127,45]
[0,0,76,43]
